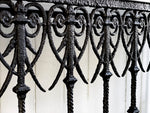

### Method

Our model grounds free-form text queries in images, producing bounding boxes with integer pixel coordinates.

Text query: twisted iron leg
[127,63,139,113]
[64,75,77,113]
[103,79,110,113]
[101,69,112,113]
[13,84,30,113]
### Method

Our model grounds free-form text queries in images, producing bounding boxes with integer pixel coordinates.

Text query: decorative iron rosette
[0,1,47,97]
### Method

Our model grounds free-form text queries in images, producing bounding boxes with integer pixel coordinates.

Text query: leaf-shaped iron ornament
[0,1,46,113]
[90,8,121,113]
[122,10,147,113]
[47,4,90,113]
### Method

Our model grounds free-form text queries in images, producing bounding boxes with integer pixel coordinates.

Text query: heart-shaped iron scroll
[122,10,147,76]
[90,8,121,113]
[121,10,147,113]
[47,5,90,90]
[0,1,46,97]
[90,8,121,83]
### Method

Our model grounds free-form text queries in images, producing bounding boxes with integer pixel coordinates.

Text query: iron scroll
[0,0,149,113]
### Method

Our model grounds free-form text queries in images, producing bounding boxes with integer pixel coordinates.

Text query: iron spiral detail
[0,0,149,113]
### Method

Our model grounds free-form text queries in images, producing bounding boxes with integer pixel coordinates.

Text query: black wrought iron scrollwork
[0,1,46,113]
[47,4,90,113]
[122,10,147,113]
[0,0,149,113]
[90,8,121,113]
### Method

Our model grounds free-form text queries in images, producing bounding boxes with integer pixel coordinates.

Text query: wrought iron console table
[0,0,149,113]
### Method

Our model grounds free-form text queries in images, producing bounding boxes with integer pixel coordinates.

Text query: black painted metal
[0,0,149,113]
[0,0,46,113]
[47,4,90,113]
[121,10,147,113]
[147,13,150,72]
[90,8,121,113]
[24,0,150,11]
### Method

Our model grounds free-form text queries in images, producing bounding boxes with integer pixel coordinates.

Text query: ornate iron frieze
[0,0,149,113]
[24,0,150,11]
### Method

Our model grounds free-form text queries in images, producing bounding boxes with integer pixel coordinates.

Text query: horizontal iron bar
[12,0,150,11]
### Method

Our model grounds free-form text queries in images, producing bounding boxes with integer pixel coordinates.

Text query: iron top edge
[9,0,150,11]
